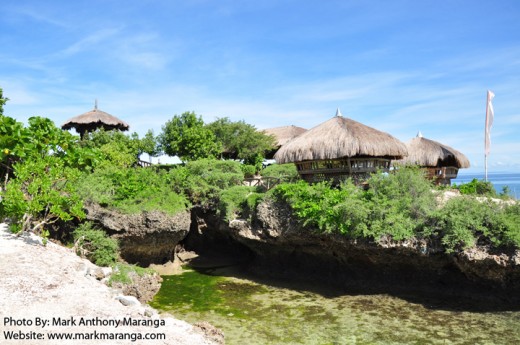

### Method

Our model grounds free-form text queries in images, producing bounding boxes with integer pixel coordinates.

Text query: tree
[0,116,27,178]
[206,117,276,166]
[0,87,8,116]
[1,155,85,234]
[159,111,220,161]
[138,129,160,163]
[83,129,140,168]
[1,116,90,177]
[0,116,86,235]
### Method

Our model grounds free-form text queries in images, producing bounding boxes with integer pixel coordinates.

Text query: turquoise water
[453,172,520,199]
[151,268,520,345]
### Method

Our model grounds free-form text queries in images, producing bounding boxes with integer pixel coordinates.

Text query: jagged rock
[454,247,520,289]
[85,266,113,280]
[84,202,191,265]
[191,198,520,304]
[111,271,163,304]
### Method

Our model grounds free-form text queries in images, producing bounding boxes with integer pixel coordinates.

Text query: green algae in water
[149,270,265,319]
[150,270,520,345]
[150,271,222,313]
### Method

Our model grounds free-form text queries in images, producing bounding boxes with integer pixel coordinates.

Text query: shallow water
[150,268,520,345]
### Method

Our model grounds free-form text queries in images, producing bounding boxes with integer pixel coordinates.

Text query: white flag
[485,90,495,156]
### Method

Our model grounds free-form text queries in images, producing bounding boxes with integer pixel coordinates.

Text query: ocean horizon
[453,171,520,199]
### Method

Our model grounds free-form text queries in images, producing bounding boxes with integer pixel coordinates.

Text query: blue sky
[1,0,519,172]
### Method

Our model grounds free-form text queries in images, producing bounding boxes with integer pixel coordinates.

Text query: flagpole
[485,91,488,182]
[485,155,488,182]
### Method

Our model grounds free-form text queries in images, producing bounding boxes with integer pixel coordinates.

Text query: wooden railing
[424,166,459,185]
[295,158,392,184]
[138,160,152,167]
[243,176,282,191]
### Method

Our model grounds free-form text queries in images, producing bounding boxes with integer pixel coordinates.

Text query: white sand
[0,223,217,345]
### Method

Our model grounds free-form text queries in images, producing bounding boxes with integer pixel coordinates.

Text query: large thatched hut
[62,102,129,138]
[262,125,307,159]
[274,111,408,183]
[399,132,470,185]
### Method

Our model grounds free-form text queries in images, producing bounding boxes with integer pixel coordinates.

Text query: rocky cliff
[84,202,191,266]
[84,198,520,308]
[189,199,520,308]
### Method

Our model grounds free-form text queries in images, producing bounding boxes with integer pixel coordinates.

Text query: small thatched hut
[62,102,129,138]
[262,125,307,159]
[274,110,408,183]
[399,132,470,185]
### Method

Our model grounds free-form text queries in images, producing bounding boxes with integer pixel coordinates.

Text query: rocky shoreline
[81,197,520,310]
[0,223,221,345]
[186,200,520,310]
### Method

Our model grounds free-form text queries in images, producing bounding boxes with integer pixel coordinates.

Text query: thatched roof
[399,133,470,168]
[61,103,129,134]
[274,115,408,163]
[262,125,307,147]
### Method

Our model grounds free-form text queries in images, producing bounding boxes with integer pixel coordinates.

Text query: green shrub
[501,203,520,247]
[75,165,189,215]
[330,181,370,236]
[73,222,118,267]
[241,164,257,178]
[271,167,437,242]
[168,159,244,206]
[457,178,497,197]
[245,192,265,213]
[272,180,355,234]
[261,163,299,182]
[367,166,436,220]
[218,185,262,221]
[0,116,88,235]
[364,167,436,240]
[81,129,141,168]
[428,197,520,252]
[1,155,85,234]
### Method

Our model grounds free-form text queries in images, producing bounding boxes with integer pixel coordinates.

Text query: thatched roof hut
[262,125,307,159]
[263,125,307,147]
[274,111,408,183]
[62,102,129,138]
[399,132,470,185]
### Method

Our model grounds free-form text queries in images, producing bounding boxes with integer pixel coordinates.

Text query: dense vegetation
[73,222,119,267]
[1,88,519,264]
[0,116,90,234]
[271,167,520,252]
[260,163,299,181]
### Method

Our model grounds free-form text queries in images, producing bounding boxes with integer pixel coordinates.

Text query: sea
[452,171,520,199]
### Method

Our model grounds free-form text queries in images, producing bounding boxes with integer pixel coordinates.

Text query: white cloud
[60,28,122,57]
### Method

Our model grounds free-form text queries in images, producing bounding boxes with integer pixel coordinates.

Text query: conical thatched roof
[61,103,129,134]
[274,115,408,163]
[262,125,307,147]
[399,133,470,168]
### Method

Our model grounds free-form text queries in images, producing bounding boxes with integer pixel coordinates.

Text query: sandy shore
[0,223,218,345]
